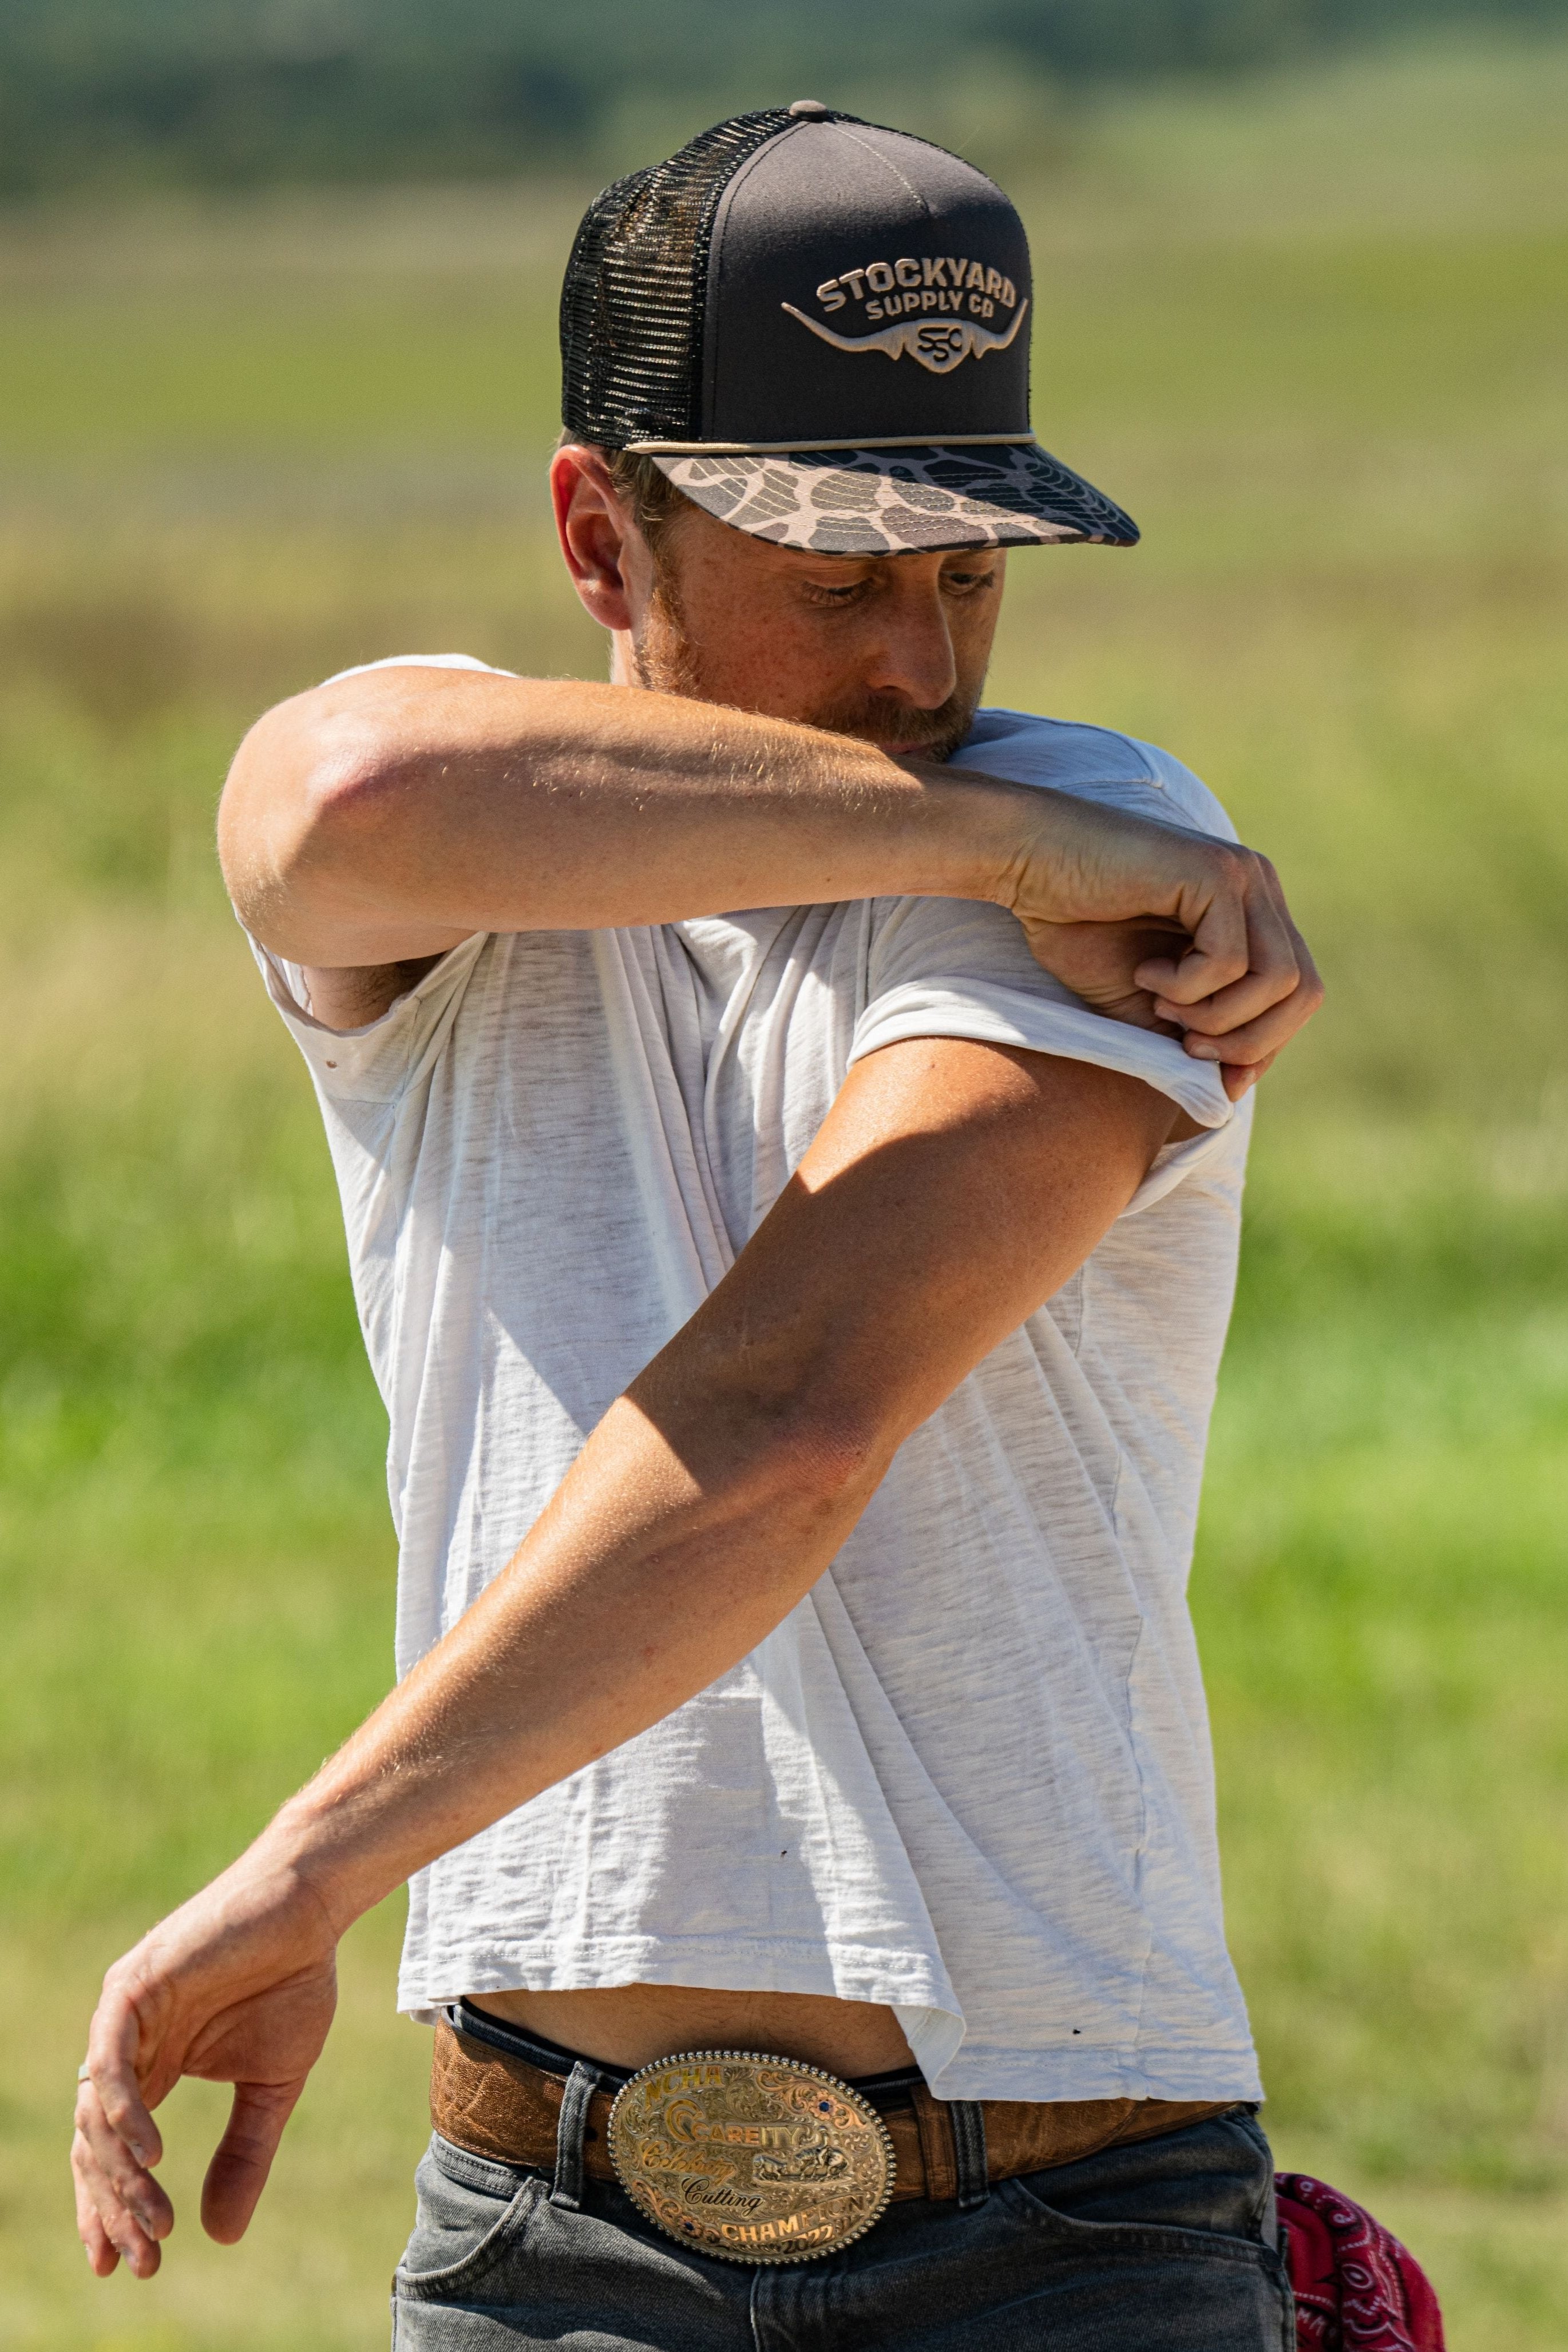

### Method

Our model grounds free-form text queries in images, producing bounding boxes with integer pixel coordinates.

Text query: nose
[860,570,959,710]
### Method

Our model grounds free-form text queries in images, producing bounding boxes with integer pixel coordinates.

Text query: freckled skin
[558,444,1005,763]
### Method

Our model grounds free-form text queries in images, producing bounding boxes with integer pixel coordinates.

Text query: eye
[941,566,999,597]
[802,579,870,608]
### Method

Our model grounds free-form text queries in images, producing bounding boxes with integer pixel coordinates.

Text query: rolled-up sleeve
[852,894,1234,1129]
[849,890,1241,1214]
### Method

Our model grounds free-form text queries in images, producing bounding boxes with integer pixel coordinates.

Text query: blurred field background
[1,14,1566,2350]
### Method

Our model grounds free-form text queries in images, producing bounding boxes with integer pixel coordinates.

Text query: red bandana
[1277,2173,1445,2351]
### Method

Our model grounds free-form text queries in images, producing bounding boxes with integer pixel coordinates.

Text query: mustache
[803,694,977,763]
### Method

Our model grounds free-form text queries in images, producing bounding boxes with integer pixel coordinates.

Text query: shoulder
[315,651,520,689]
[957,707,1238,844]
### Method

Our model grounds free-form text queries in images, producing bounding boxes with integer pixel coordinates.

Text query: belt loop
[550,2059,605,2211]
[910,2084,957,2201]
[949,2100,989,2212]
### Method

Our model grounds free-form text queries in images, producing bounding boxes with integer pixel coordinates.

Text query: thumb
[200,2078,306,2244]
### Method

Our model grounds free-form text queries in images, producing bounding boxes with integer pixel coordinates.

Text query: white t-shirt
[255,658,1261,2105]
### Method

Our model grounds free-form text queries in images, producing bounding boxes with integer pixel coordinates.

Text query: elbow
[633,1309,908,1523]
[775,1398,884,1503]
[291,722,403,870]
[716,1380,891,1521]
[218,695,402,950]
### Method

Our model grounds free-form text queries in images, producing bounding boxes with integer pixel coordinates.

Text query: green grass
[1,31,1566,2349]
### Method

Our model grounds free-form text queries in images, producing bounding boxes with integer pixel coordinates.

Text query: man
[73,106,1320,2347]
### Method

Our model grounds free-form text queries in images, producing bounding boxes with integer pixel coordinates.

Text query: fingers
[1219,1050,1277,1102]
[1146,947,1298,1035]
[75,1977,173,2279]
[201,2078,307,2245]
[1177,980,1322,1074]
[74,2168,121,2277]
[1151,917,1320,1044]
[1145,854,1302,1025]
[72,2140,161,2276]
[86,1970,164,2171]
[1169,928,1324,1070]
[73,2078,172,2279]
[1139,848,1322,1078]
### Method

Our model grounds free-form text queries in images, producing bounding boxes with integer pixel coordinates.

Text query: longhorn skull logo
[781,299,1028,376]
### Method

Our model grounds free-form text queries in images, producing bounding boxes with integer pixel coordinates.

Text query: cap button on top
[787,98,830,118]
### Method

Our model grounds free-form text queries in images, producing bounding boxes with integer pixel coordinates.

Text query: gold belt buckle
[607,2048,896,2265]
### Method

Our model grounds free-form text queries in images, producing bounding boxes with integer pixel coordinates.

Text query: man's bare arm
[73,1038,1189,2274]
[218,667,1318,1076]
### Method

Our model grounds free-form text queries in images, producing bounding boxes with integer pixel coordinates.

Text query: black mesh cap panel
[560,110,799,448]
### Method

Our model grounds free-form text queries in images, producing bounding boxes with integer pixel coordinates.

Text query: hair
[604,449,694,565]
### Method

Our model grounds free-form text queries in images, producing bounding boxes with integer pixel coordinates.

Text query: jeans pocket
[394,2133,548,2302]
[1003,2176,1270,2266]
[996,2169,1294,2352]
[1004,2111,1281,2262]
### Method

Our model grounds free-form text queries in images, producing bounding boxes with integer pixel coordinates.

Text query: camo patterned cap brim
[646,442,1139,558]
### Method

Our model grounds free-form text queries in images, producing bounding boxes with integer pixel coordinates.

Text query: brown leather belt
[431,2017,1233,2203]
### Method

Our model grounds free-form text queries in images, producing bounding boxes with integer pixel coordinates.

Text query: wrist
[902,759,1040,908]
[250,1785,396,1939]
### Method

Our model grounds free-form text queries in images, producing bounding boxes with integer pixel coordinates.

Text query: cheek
[951,586,1002,655]
[948,598,1001,692]
[681,584,860,714]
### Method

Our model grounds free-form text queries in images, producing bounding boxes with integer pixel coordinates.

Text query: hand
[73,1853,339,2278]
[1002,793,1322,1094]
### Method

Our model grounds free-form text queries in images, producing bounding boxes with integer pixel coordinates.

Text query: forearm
[220,667,1322,1078]
[221,668,1030,965]
[70,1337,892,2272]
[252,1383,881,1930]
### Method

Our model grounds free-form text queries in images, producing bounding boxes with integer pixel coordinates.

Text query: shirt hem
[921,2046,1265,2104]
[399,1932,958,2029]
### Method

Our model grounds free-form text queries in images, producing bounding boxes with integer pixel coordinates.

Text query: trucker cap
[560,102,1137,558]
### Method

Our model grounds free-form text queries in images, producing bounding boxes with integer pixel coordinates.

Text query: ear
[551,445,645,635]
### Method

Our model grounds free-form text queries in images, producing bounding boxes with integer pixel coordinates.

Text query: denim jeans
[391,2085,1293,2350]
